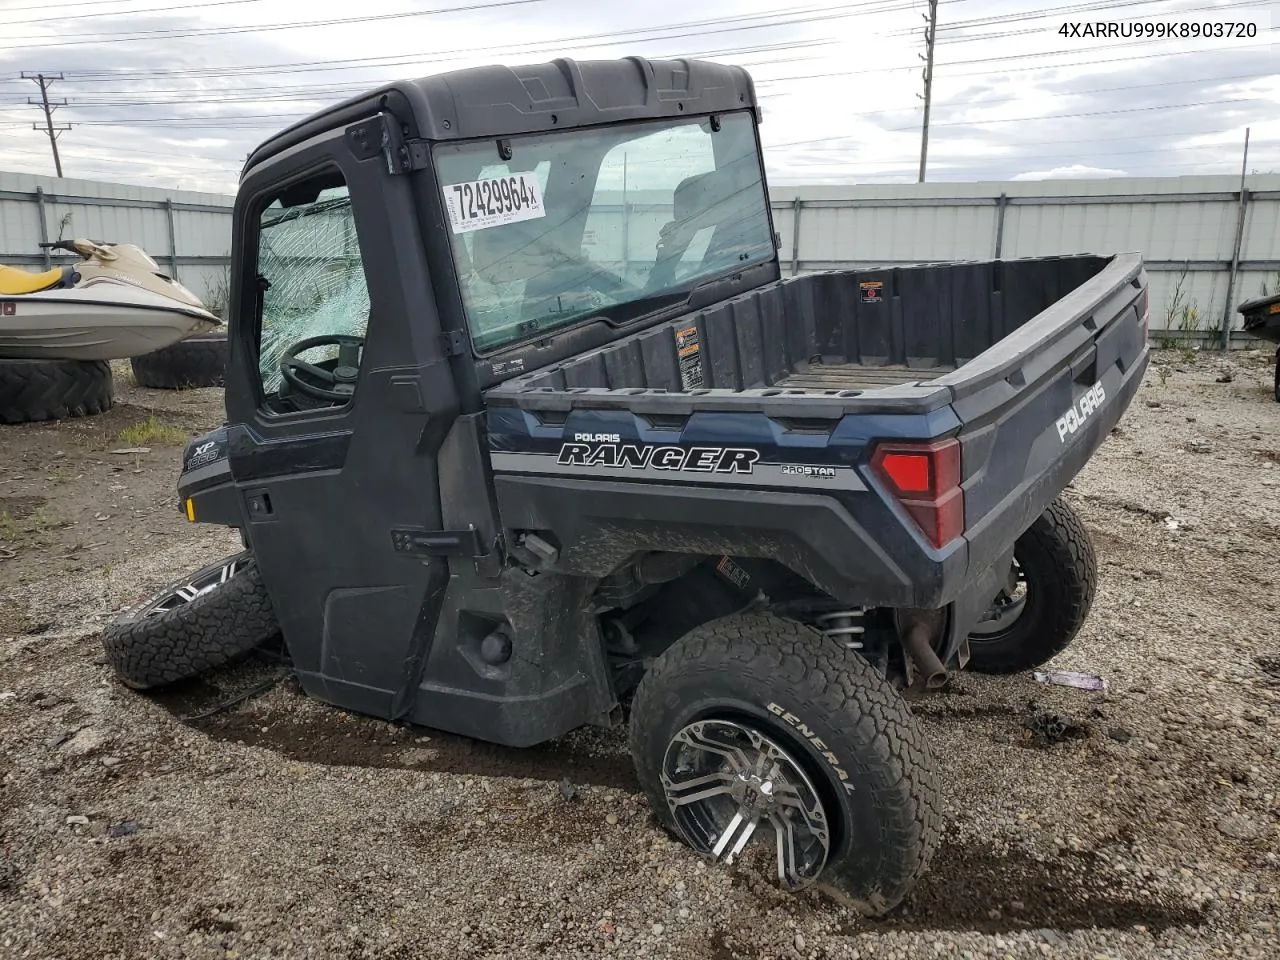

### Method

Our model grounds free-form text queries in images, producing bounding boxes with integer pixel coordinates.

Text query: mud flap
[941,543,1016,667]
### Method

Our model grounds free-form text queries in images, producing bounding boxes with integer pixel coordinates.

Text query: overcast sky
[1,0,1277,195]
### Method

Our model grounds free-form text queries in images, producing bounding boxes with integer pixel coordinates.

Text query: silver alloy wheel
[970,557,1029,637]
[141,556,249,618]
[660,718,831,889]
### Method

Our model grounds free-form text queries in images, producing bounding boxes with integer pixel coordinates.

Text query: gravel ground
[1,350,1278,960]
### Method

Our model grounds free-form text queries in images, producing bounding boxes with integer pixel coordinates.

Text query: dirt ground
[1,350,1278,960]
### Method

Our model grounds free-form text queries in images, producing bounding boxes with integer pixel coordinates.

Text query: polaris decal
[1056,382,1106,443]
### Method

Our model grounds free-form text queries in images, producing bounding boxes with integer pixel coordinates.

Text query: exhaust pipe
[895,608,949,690]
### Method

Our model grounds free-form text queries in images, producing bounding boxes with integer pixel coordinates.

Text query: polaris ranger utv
[103,57,1150,913]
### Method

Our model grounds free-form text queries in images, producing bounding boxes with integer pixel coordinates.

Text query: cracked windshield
[434,111,775,352]
[255,184,370,393]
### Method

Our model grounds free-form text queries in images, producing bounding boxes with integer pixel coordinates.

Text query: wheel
[0,358,113,424]
[102,551,279,689]
[628,613,939,916]
[130,333,227,389]
[965,497,1096,674]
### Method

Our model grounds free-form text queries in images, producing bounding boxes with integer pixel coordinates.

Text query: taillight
[1138,288,1150,340]
[870,438,964,549]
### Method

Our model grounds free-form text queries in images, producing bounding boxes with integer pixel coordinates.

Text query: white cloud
[1010,163,1131,180]
[0,0,1276,193]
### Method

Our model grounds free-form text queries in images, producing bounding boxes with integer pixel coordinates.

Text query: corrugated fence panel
[1243,195,1280,266]
[3,169,1278,336]
[174,209,235,258]
[0,195,43,255]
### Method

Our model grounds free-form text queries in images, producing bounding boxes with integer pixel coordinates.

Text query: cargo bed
[488,253,1138,415]
[775,362,954,391]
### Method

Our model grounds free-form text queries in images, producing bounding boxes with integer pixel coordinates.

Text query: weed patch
[115,416,189,447]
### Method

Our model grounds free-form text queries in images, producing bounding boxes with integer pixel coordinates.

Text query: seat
[0,264,66,295]
[648,160,764,290]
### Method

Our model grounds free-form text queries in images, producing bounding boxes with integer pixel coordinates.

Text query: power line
[3,0,551,46]
[758,70,1278,129]
[4,144,240,174]
[767,96,1272,150]
[934,0,1272,46]
[0,0,264,26]
[747,39,1278,88]
[773,138,1280,167]
[920,0,1264,36]
[3,0,930,69]
[23,13,1267,92]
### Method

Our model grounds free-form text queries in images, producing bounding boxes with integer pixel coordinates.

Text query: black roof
[243,57,759,178]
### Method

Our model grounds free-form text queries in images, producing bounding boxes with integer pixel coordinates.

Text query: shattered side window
[255,182,370,394]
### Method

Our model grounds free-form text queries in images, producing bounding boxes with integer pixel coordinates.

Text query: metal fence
[3,169,1278,342]
[769,175,1280,346]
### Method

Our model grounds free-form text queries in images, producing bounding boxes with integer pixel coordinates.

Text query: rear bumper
[962,345,1148,584]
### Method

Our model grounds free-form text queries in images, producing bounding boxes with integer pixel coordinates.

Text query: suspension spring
[814,609,865,648]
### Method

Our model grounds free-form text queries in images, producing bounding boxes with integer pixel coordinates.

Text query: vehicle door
[222,119,460,719]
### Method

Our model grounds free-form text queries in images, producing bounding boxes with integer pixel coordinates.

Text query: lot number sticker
[444,173,545,234]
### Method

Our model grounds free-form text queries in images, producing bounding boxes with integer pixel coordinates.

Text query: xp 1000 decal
[488,433,866,491]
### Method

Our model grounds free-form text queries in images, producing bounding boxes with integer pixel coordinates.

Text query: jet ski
[1238,290,1280,345]
[0,238,223,362]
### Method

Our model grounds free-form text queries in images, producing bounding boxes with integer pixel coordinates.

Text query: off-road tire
[130,333,227,389]
[102,551,279,690]
[966,497,1096,674]
[0,359,113,424]
[628,612,939,916]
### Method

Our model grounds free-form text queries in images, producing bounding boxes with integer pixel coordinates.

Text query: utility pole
[1220,126,1251,351]
[22,72,71,178]
[917,0,939,183]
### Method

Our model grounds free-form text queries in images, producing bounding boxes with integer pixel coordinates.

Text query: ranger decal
[557,441,760,474]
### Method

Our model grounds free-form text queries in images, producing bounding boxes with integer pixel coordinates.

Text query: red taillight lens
[876,452,931,493]
[870,438,964,549]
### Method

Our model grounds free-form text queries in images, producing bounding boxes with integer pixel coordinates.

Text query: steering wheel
[279,334,364,403]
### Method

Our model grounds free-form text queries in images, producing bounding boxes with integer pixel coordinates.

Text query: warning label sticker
[859,280,884,304]
[443,171,545,235]
[675,324,705,390]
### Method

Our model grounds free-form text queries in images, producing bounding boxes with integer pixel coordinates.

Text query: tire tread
[101,553,279,689]
[628,613,939,915]
[0,359,113,424]
[130,334,227,390]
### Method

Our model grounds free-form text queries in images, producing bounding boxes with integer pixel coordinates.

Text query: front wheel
[966,498,1096,674]
[627,613,939,916]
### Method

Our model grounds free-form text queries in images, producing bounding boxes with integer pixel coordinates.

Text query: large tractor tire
[965,498,1097,674]
[0,358,113,424]
[628,612,939,916]
[130,333,227,390]
[102,551,279,690]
